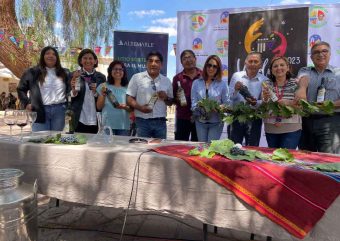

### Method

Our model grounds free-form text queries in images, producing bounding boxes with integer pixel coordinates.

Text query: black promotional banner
[113,30,169,80]
[228,7,309,80]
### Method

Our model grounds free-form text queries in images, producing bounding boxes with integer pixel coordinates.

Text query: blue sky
[116,0,340,79]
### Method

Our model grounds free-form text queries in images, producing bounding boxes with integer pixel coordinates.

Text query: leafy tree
[0,0,120,78]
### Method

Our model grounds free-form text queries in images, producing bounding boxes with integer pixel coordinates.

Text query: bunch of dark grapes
[60,135,79,144]
[230,146,246,156]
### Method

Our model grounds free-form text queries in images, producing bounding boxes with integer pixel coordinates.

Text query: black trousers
[175,118,198,142]
[299,115,340,154]
[229,119,262,146]
[75,121,98,134]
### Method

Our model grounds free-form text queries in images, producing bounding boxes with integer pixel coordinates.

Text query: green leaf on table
[76,134,87,144]
[272,148,294,162]
[312,163,340,172]
[188,147,201,156]
[254,150,271,160]
[200,149,215,158]
[209,139,235,155]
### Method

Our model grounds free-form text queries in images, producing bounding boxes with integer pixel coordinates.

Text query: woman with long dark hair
[97,60,131,136]
[17,46,71,131]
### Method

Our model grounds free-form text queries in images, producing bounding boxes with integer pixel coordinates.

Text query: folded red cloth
[153,145,340,239]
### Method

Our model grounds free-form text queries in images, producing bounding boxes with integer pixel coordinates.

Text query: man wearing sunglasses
[297,41,340,154]
[127,51,173,139]
[228,52,268,146]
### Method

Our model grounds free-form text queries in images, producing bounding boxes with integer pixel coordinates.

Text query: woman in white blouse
[17,46,71,131]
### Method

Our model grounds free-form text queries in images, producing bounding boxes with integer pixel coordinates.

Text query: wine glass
[15,110,28,142]
[3,109,16,139]
[27,111,37,135]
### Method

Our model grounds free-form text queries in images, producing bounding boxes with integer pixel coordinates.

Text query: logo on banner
[309,34,322,47]
[190,14,207,32]
[244,18,287,56]
[192,38,203,50]
[309,6,328,28]
[220,11,229,24]
[222,64,228,77]
[216,38,228,56]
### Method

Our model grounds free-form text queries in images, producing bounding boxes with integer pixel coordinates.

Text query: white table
[0,135,338,241]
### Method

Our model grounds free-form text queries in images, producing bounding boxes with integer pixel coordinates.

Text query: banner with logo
[113,30,169,80]
[176,9,229,80]
[177,4,340,81]
[228,7,309,79]
[307,5,340,66]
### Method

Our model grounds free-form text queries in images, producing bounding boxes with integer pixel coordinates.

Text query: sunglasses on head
[207,63,218,69]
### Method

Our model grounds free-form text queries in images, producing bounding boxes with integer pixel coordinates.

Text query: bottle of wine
[102,84,120,108]
[177,81,187,106]
[148,93,158,108]
[262,82,278,102]
[63,95,75,134]
[75,67,82,91]
[316,77,326,103]
[239,84,256,100]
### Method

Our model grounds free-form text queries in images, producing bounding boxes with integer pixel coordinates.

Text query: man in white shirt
[228,52,268,146]
[127,51,173,139]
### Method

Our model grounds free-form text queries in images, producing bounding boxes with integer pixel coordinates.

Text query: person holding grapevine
[191,55,229,142]
[296,41,340,154]
[262,56,303,149]
[228,52,268,146]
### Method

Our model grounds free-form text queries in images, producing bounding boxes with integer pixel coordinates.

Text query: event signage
[177,4,340,81]
[113,30,169,80]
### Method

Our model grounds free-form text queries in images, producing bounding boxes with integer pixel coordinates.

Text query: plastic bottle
[177,81,187,106]
[316,77,326,103]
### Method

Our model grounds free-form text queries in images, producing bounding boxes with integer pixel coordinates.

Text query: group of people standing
[173,41,339,154]
[16,41,340,154]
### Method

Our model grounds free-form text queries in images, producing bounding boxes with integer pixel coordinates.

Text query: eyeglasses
[113,68,123,72]
[207,63,218,69]
[312,49,329,56]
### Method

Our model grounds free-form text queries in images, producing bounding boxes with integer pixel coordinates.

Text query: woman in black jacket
[70,49,106,133]
[17,46,71,131]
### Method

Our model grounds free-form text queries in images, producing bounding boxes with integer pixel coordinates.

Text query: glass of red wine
[15,110,28,142]
[3,109,16,139]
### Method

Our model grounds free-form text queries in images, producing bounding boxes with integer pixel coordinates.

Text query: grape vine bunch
[230,146,246,156]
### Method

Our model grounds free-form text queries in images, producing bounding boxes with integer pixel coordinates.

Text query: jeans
[229,119,262,146]
[135,117,167,139]
[175,118,198,141]
[32,103,66,132]
[195,121,224,143]
[112,129,130,136]
[266,130,301,150]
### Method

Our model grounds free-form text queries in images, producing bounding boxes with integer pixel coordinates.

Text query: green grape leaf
[188,147,201,156]
[209,139,235,155]
[200,149,215,158]
[272,148,294,162]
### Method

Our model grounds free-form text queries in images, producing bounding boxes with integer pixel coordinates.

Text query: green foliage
[16,0,120,48]
[197,98,220,113]
[312,163,340,172]
[187,139,273,162]
[222,100,335,124]
[28,133,87,145]
[272,148,294,163]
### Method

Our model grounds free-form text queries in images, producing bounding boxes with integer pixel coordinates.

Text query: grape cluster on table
[60,135,79,144]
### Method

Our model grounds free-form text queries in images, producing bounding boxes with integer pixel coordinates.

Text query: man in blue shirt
[297,41,340,154]
[228,52,268,146]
